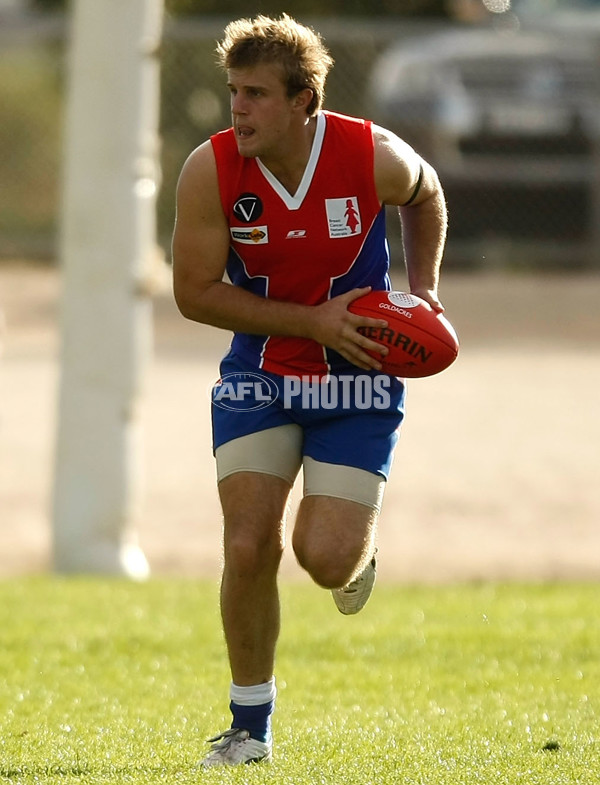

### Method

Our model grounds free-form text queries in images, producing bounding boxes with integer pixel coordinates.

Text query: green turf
[0,578,597,783]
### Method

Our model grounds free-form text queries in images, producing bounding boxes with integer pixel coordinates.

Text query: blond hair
[216,14,334,116]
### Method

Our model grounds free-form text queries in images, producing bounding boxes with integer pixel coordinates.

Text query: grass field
[0,579,597,783]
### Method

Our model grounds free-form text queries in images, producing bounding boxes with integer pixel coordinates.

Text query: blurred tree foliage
[29,0,65,9]
[30,0,450,17]
[164,0,449,15]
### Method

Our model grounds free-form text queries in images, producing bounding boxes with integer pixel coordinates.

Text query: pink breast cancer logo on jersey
[325,196,362,238]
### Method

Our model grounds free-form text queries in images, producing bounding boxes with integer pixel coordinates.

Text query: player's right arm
[171,141,237,325]
[373,125,447,313]
[171,141,389,370]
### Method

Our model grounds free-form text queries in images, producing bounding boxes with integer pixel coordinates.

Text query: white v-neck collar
[256,112,326,211]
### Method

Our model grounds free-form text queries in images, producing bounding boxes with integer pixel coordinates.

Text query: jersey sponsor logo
[286,229,307,239]
[233,193,264,223]
[325,196,361,238]
[230,226,269,244]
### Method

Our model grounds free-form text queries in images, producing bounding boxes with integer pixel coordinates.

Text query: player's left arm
[373,124,448,312]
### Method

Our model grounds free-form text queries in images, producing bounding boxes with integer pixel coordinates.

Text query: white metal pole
[53,0,164,577]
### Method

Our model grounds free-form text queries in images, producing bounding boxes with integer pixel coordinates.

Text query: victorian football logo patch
[233,193,264,223]
[325,196,361,238]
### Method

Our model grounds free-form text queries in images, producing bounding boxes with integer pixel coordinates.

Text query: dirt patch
[1,261,599,581]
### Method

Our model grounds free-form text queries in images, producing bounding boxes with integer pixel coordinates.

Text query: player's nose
[231,92,247,115]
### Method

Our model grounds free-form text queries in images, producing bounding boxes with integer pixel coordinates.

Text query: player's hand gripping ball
[349,290,459,377]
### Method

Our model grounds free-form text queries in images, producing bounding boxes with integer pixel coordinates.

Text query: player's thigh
[295,493,379,552]
[216,425,303,555]
[293,460,383,571]
[218,471,293,569]
[293,493,378,586]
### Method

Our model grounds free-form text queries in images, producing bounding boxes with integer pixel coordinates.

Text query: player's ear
[293,88,314,113]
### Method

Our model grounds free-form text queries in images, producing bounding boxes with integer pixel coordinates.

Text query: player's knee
[292,539,354,589]
[224,525,284,577]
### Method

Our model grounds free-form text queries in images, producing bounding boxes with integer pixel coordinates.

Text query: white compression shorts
[215,424,386,512]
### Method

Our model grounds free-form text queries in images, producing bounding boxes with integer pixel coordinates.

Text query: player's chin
[237,146,258,159]
[235,136,259,158]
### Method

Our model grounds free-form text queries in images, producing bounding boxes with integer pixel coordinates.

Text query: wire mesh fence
[1,14,600,268]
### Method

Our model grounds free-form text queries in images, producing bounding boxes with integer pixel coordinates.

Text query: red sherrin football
[348,290,459,378]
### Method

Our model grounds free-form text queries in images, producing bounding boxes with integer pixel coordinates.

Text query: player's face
[227,63,303,161]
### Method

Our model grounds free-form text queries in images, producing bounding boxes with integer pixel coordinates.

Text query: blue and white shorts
[211,351,406,510]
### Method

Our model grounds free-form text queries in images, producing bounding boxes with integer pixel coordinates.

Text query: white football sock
[230,677,277,706]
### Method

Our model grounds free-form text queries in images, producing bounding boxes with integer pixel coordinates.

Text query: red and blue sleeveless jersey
[211,110,392,376]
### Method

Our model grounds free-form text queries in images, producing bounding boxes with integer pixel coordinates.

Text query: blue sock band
[230,699,274,743]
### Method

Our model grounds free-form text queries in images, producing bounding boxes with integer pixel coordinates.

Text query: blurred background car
[369,21,600,268]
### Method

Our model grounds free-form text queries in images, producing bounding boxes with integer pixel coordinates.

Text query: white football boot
[331,553,377,615]
[200,728,272,767]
